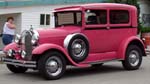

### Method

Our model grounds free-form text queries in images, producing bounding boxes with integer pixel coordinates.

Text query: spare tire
[66,34,89,63]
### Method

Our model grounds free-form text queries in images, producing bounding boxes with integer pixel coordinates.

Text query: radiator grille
[23,31,32,60]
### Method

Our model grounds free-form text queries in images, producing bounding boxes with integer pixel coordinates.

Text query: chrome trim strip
[2,58,36,68]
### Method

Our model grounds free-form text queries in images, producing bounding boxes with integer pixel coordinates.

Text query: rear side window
[110,10,129,24]
[85,10,107,25]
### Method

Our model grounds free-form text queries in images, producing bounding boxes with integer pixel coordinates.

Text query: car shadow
[3,63,128,81]
[63,64,125,79]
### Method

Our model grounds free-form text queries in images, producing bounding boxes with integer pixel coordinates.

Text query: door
[83,9,109,53]
[107,9,134,52]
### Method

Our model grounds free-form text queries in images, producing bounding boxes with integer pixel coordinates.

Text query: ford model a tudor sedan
[2,3,146,80]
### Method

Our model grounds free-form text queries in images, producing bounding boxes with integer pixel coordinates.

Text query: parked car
[2,3,146,80]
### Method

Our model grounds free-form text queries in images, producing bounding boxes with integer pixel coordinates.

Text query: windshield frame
[54,11,82,27]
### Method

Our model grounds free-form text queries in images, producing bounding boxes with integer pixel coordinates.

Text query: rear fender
[118,36,146,60]
[32,43,89,67]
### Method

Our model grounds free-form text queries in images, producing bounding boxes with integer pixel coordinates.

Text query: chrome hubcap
[129,50,140,66]
[47,61,58,73]
[73,43,82,54]
[46,57,62,76]
[71,39,86,57]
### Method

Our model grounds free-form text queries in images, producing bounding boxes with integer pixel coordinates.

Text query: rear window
[110,10,129,24]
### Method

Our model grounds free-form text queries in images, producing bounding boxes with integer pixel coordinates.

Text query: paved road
[0,56,150,84]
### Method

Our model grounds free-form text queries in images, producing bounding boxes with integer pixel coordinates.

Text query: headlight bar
[31,30,39,45]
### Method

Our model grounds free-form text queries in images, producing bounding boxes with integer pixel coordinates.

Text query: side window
[76,12,82,25]
[110,10,129,24]
[85,10,107,25]
[40,14,50,25]
[57,12,74,25]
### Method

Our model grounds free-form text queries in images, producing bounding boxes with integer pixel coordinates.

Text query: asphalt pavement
[0,56,150,84]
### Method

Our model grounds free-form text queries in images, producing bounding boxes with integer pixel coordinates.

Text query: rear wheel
[122,45,142,70]
[38,51,66,80]
[6,64,28,73]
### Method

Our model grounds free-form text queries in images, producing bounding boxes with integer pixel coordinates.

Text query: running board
[81,59,122,65]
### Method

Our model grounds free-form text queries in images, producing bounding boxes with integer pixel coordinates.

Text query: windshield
[55,11,82,27]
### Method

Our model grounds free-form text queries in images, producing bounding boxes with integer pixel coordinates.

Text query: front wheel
[6,64,28,73]
[122,45,142,70]
[38,51,66,80]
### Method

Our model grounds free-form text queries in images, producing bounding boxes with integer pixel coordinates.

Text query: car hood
[37,26,81,37]
[37,26,81,44]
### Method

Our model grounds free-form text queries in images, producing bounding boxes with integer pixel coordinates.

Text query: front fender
[32,43,89,67]
[117,36,145,60]
[3,42,19,53]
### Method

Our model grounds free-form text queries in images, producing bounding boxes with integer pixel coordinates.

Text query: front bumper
[1,57,36,68]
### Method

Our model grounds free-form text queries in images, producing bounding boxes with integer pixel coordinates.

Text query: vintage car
[2,3,146,80]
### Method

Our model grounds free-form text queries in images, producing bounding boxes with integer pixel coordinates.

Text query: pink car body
[3,3,146,80]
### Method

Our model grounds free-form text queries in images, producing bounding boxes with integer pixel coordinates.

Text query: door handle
[106,27,110,30]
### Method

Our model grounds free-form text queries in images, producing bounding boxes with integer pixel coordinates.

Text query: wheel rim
[128,50,140,67]
[71,39,86,58]
[46,56,63,76]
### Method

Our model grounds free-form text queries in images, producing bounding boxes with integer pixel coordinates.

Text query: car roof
[55,3,136,12]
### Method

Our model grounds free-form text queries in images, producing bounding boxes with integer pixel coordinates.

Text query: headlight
[21,50,26,58]
[31,30,39,45]
[7,49,14,57]
[14,34,21,44]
